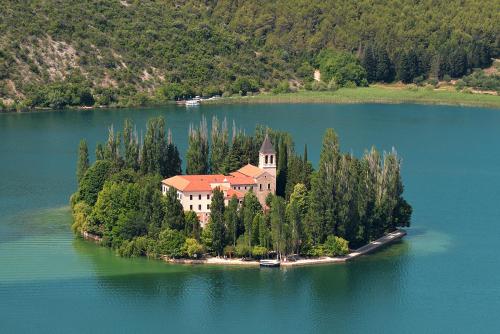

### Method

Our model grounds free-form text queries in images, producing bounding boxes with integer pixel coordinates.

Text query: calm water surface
[1,104,500,333]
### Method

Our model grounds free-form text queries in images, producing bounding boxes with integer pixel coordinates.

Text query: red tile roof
[225,188,245,199]
[237,164,265,177]
[228,171,256,185]
[162,164,264,192]
[162,174,226,192]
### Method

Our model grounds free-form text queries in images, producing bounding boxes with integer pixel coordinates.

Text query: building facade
[161,135,276,226]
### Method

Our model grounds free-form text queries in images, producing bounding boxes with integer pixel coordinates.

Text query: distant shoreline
[82,229,407,268]
[205,86,500,109]
[2,85,498,114]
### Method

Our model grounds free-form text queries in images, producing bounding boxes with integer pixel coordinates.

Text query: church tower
[258,134,276,177]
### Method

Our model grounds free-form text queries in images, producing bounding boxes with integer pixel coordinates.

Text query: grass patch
[208,86,500,108]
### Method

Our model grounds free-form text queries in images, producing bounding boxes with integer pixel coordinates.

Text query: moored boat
[259,259,280,268]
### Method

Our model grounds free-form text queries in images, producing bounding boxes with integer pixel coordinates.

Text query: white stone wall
[162,185,212,214]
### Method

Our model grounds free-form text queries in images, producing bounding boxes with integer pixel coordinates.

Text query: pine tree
[375,47,394,82]
[208,187,225,256]
[76,139,89,184]
[140,117,169,177]
[362,44,377,82]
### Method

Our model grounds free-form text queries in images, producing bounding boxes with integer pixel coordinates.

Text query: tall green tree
[163,187,185,231]
[186,116,209,174]
[208,187,226,256]
[307,128,340,243]
[210,116,229,174]
[123,119,139,171]
[140,117,169,177]
[76,139,89,184]
[224,195,239,247]
[276,139,288,197]
[241,190,262,247]
[270,195,287,259]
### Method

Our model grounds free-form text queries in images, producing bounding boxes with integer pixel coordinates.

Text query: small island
[71,116,411,266]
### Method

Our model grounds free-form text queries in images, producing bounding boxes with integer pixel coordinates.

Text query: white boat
[185,99,200,106]
[259,259,280,268]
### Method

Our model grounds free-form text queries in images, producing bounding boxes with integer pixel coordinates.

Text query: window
[268,183,271,190]
[198,194,201,200]
[270,155,274,164]
[238,186,240,190]
[207,194,210,200]
[265,155,268,164]
[198,204,201,210]
[259,184,262,191]
[244,186,247,190]
[207,204,210,209]
[190,205,193,210]
[190,195,193,200]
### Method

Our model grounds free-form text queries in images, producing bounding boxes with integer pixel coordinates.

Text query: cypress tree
[208,187,225,256]
[186,116,209,174]
[76,139,89,184]
[95,143,105,161]
[224,195,239,247]
[166,129,182,177]
[276,139,288,197]
[209,116,229,174]
[123,119,139,171]
[163,187,185,230]
[270,195,287,260]
[307,128,340,243]
[241,190,261,247]
[141,117,169,177]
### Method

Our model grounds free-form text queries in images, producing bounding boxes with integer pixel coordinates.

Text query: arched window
[265,155,268,164]
[270,155,274,164]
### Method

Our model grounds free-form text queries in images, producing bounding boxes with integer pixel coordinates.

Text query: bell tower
[258,134,276,177]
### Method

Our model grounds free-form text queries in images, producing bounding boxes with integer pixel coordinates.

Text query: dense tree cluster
[1,0,497,108]
[71,116,411,260]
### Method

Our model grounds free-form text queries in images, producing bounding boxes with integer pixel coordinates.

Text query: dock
[280,229,407,267]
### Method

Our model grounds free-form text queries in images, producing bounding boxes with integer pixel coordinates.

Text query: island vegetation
[1,0,498,111]
[71,116,411,261]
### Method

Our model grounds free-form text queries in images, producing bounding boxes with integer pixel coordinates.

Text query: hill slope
[0,0,498,108]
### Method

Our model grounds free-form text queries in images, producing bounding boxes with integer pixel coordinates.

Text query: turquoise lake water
[1,103,500,333]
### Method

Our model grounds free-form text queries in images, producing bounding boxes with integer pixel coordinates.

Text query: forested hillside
[1,0,498,109]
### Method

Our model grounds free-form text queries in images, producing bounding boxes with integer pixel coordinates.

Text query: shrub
[272,80,290,94]
[311,80,327,91]
[156,228,186,258]
[224,245,235,258]
[235,235,251,257]
[323,235,349,256]
[71,201,92,234]
[307,244,325,257]
[183,238,204,258]
[251,246,268,259]
[327,79,339,91]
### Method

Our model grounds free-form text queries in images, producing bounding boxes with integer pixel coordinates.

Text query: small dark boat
[259,259,280,268]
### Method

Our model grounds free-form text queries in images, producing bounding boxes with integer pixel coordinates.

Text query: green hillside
[0,0,498,109]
